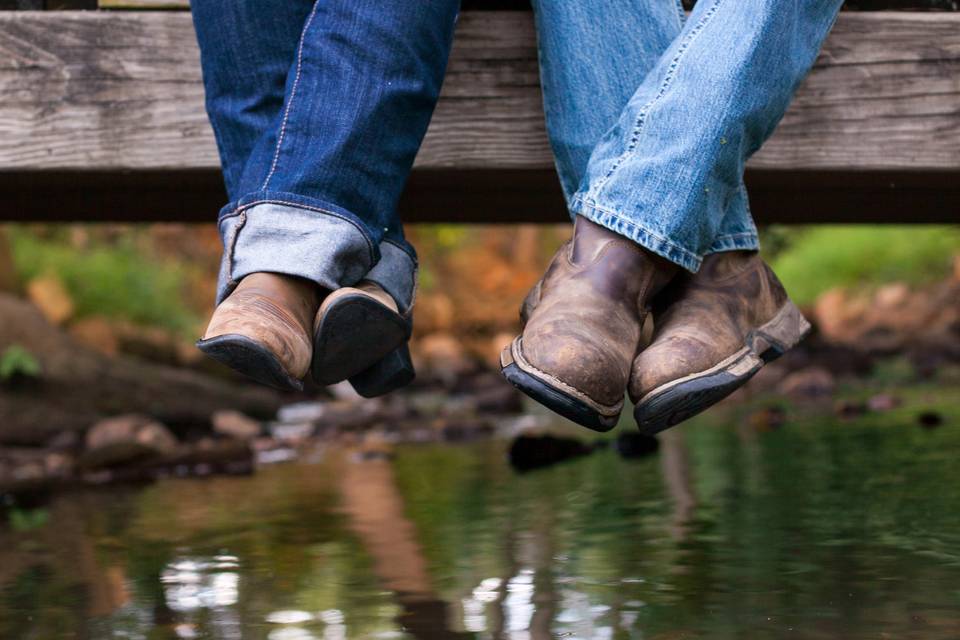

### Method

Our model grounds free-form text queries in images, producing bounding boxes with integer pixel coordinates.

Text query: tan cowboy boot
[630,251,811,434]
[500,217,676,431]
[312,280,412,387]
[197,273,320,391]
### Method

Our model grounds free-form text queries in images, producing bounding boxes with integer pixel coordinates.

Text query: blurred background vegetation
[1,223,957,343]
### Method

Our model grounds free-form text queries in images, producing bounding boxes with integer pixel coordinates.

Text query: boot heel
[348,343,415,398]
[752,300,812,363]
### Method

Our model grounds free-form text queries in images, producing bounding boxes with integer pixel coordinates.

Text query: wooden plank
[0,11,548,171]
[99,0,189,8]
[0,11,958,223]
[2,11,959,172]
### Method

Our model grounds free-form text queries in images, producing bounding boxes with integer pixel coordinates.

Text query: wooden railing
[0,2,958,223]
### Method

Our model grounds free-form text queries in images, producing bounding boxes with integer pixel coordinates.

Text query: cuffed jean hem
[705,231,760,255]
[215,193,379,304]
[570,197,703,272]
[364,239,418,317]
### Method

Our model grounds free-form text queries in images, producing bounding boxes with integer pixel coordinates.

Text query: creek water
[2,407,959,639]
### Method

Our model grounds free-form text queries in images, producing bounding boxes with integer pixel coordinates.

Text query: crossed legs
[502,0,840,431]
[191,0,841,434]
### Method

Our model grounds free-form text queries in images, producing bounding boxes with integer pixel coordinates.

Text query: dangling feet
[500,217,677,431]
[630,251,811,434]
[197,273,320,391]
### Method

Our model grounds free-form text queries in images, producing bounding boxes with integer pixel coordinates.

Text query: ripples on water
[1,405,959,639]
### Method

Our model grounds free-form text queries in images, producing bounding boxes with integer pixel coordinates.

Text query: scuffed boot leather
[197,273,320,391]
[501,217,676,431]
[630,251,811,434]
[312,280,412,387]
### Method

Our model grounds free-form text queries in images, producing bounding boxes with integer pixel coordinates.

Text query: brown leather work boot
[312,280,412,388]
[197,273,320,391]
[500,217,677,431]
[630,251,811,434]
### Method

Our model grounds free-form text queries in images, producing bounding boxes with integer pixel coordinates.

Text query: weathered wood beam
[0,11,958,223]
[98,0,188,7]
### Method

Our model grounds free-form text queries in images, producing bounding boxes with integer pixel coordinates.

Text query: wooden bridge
[0,2,958,224]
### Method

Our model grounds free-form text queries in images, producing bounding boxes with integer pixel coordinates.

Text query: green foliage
[8,508,49,532]
[766,225,960,306]
[0,344,41,382]
[8,227,201,337]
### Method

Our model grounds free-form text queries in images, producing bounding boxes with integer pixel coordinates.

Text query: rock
[156,439,253,477]
[46,430,80,452]
[111,321,193,367]
[508,434,593,472]
[82,439,254,483]
[813,288,868,343]
[777,367,836,398]
[44,452,73,478]
[212,410,262,441]
[0,293,282,446]
[315,400,385,431]
[268,422,315,443]
[917,411,943,429]
[277,402,327,424]
[255,447,299,466]
[873,282,911,309]
[82,414,179,469]
[327,380,363,401]
[867,394,901,412]
[68,316,119,356]
[471,383,524,414]
[26,275,75,326]
[439,417,495,442]
[415,333,474,381]
[417,293,456,333]
[615,433,660,458]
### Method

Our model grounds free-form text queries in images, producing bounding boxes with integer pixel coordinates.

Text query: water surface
[2,403,959,639]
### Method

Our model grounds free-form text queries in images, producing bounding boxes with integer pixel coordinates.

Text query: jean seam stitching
[588,0,723,199]
[236,198,377,266]
[261,0,321,191]
[573,197,676,248]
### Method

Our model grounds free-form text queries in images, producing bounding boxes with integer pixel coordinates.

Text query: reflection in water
[3,406,960,639]
[161,556,240,611]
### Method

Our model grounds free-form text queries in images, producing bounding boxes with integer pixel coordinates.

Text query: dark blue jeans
[191,0,460,308]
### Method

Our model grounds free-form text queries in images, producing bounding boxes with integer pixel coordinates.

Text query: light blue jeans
[195,0,842,309]
[533,0,843,272]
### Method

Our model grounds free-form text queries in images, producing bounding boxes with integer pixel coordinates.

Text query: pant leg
[548,0,841,272]
[191,0,313,201]
[531,0,685,203]
[193,1,458,304]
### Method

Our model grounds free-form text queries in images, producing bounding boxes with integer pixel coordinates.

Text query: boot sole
[348,343,416,398]
[633,300,811,435]
[312,294,410,386]
[197,334,304,392]
[500,337,622,432]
